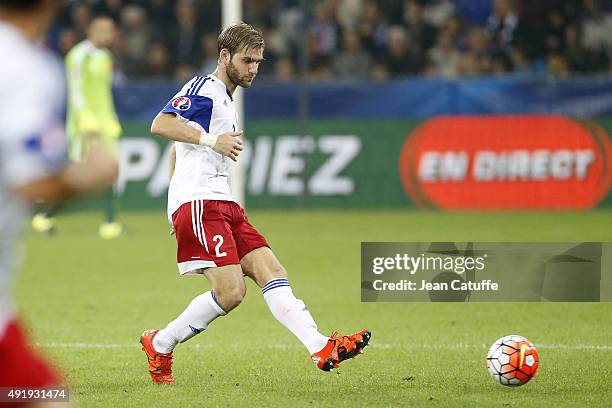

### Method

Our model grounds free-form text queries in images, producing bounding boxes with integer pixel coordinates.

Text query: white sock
[153,290,226,353]
[262,279,329,355]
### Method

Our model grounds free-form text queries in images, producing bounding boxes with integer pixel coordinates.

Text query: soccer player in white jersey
[141,23,370,384]
[0,0,117,400]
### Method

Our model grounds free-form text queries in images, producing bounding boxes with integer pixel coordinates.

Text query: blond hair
[218,22,265,56]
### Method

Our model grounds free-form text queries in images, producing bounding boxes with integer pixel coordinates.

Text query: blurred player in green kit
[32,16,123,239]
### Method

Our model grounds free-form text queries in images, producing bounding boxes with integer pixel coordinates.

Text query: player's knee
[216,284,246,312]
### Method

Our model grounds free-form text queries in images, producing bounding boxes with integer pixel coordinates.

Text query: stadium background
[45,0,612,210]
[16,1,612,407]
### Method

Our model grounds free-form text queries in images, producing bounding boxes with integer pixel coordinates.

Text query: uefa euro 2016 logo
[172,96,191,111]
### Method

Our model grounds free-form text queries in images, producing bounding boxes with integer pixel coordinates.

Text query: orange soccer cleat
[311,329,371,372]
[140,329,175,384]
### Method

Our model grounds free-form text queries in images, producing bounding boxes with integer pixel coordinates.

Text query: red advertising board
[399,115,612,210]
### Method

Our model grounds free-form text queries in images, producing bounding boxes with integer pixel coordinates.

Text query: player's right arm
[0,48,117,205]
[0,122,117,205]
[151,112,243,161]
[14,146,118,204]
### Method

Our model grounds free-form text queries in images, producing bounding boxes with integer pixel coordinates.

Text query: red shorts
[0,320,60,389]
[172,200,269,274]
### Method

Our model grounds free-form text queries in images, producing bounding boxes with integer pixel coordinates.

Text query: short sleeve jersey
[161,74,239,220]
[0,22,67,330]
[65,40,122,140]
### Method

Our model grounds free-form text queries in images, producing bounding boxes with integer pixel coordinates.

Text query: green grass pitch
[16,210,612,407]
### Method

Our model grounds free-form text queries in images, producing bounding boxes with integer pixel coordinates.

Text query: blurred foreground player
[0,0,117,405]
[141,23,370,384]
[32,16,123,239]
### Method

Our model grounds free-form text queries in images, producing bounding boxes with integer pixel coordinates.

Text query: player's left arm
[169,143,176,178]
[168,143,177,236]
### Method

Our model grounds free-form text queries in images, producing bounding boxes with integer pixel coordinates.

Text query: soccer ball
[486,335,539,386]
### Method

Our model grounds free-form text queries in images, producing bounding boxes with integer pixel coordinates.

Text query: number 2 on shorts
[212,234,227,257]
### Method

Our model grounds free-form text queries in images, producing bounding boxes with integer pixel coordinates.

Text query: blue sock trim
[262,278,288,290]
[262,282,290,294]
[262,278,290,294]
[210,290,224,311]
[261,278,289,290]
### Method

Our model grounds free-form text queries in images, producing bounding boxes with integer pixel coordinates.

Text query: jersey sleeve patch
[161,95,214,132]
[0,121,67,188]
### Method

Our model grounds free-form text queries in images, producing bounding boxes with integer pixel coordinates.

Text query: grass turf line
[16,210,612,407]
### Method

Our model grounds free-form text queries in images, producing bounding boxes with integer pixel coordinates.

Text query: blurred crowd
[49,0,612,81]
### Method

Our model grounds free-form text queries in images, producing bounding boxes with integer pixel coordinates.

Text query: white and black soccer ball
[486,335,539,386]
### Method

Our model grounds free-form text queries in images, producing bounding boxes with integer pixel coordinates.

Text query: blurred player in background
[0,0,118,404]
[32,16,123,240]
[140,22,370,384]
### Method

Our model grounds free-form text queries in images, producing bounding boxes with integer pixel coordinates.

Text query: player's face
[89,18,116,49]
[226,47,264,88]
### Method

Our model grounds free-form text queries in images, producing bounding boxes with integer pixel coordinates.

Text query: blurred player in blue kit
[0,0,117,404]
